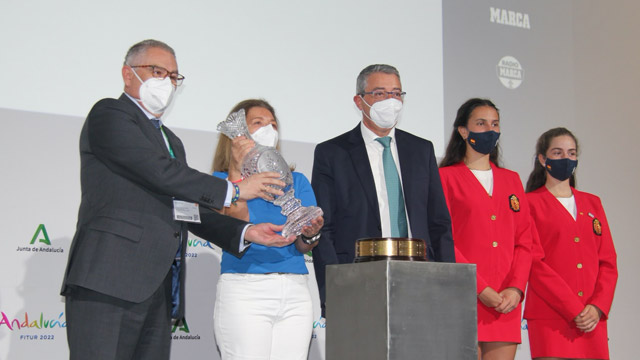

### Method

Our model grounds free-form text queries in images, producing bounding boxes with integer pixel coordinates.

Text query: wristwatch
[301,232,321,245]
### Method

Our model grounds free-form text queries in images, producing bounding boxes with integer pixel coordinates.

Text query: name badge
[173,200,201,223]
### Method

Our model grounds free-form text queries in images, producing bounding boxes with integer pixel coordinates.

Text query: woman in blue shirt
[211,99,323,360]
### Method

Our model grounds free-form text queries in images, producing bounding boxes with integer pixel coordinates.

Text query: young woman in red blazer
[439,98,532,360]
[524,127,617,360]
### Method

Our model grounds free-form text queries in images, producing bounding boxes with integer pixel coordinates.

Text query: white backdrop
[0,0,445,152]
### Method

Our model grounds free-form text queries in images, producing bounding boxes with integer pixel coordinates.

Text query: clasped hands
[574,304,602,333]
[478,286,522,314]
[479,287,602,332]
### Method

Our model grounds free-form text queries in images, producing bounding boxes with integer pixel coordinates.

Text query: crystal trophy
[217,109,323,239]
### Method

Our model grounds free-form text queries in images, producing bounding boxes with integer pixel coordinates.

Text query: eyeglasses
[360,90,406,100]
[130,65,185,86]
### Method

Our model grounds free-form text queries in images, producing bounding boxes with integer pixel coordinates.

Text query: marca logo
[31,224,51,245]
[496,56,524,90]
[490,7,530,29]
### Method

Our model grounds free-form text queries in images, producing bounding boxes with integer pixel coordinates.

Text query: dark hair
[439,98,501,168]
[525,127,579,192]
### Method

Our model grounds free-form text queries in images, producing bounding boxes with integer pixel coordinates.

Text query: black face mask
[467,130,500,155]
[544,158,578,181]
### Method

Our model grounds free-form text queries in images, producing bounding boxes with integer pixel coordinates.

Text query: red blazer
[524,187,618,322]
[439,162,532,295]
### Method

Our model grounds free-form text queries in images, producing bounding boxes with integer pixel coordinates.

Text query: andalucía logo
[16,224,64,254]
[171,318,200,340]
[0,311,66,331]
[305,251,313,264]
[1,311,65,342]
[31,224,51,245]
[185,237,217,259]
[187,238,214,250]
[311,317,326,339]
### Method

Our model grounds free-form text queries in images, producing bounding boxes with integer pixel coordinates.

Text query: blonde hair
[212,99,293,173]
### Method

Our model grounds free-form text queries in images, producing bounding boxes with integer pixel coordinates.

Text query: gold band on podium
[355,238,428,262]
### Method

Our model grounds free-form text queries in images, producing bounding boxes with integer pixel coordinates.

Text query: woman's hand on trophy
[302,216,324,239]
[237,172,285,201]
[295,216,324,253]
[229,136,255,176]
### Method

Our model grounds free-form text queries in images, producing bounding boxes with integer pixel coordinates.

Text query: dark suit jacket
[61,94,247,317]
[311,124,456,310]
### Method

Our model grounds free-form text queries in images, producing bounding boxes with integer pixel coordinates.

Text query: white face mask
[250,124,279,148]
[131,67,175,114]
[361,97,403,129]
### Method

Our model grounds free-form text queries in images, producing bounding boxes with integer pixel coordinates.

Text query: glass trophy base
[281,205,324,238]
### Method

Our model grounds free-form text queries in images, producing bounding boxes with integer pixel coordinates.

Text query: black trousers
[65,271,173,360]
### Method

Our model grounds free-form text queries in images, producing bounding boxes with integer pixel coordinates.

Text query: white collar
[360,121,396,146]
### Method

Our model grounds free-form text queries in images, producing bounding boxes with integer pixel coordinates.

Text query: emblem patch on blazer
[593,218,602,236]
[508,194,520,212]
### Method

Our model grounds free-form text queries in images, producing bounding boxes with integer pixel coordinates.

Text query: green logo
[30,224,51,245]
[172,318,190,333]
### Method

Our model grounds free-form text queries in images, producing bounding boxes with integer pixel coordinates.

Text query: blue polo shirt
[213,171,316,274]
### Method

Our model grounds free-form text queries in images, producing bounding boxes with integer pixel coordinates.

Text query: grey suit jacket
[61,94,247,308]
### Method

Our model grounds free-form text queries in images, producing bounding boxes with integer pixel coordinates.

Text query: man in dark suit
[311,64,456,315]
[61,39,293,360]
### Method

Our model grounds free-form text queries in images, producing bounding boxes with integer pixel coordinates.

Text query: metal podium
[326,261,477,359]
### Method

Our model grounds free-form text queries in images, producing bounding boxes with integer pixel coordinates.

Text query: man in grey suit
[61,39,293,360]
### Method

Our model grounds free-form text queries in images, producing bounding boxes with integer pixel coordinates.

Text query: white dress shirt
[360,122,411,238]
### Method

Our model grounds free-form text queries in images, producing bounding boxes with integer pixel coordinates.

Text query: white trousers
[214,273,313,360]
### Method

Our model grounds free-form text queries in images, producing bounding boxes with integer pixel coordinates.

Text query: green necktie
[375,136,408,237]
[152,118,175,159]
